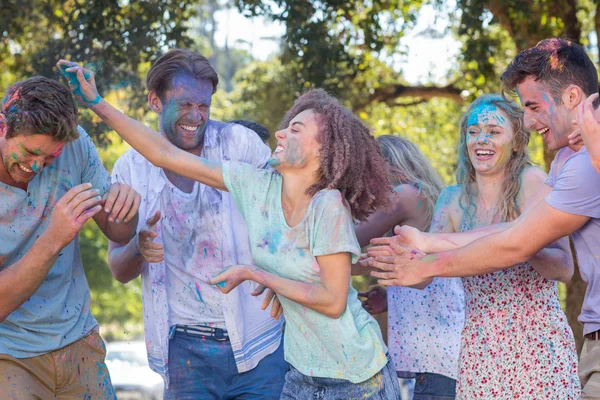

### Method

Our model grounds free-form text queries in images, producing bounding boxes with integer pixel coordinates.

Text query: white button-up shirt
[111,120,283,386]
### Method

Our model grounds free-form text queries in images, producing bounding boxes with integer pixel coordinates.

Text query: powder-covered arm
[209,253,352,319]
[56,60,227,191]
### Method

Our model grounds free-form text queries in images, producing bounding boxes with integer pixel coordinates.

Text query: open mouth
[274,145,284,154]
[179,124,200,132]
[17,163,33,174]
[475,149,495,160]
[538,127,549,136]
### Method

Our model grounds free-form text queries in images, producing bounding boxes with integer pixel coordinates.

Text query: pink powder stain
[2,88,21,112]
[198,240,217,258]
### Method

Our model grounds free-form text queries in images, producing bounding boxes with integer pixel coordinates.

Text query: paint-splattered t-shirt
[0,127,110,358]
[546,146,600,335]
[222,161,388,383]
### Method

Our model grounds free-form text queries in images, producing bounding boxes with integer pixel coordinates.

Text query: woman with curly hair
[374,94,580,398]
[61,60,401,399]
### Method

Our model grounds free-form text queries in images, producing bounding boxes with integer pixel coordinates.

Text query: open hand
[366,244,434,289]
[102,182,140,224]
[47,183,103,247]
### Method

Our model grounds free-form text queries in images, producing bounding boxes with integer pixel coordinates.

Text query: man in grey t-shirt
[367,38,600,398]
[0,76,141,398]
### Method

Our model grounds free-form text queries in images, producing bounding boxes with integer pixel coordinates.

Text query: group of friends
[0,37,599,400]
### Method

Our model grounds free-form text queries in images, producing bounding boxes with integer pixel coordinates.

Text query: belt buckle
[214,328,228,341]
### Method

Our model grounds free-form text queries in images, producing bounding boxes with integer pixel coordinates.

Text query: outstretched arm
[56,60,226,191]
[369,200,587,288]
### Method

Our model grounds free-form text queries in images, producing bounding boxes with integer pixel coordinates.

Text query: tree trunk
[568,241,588,355]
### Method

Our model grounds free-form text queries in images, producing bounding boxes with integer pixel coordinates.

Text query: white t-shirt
[162,174,227,329]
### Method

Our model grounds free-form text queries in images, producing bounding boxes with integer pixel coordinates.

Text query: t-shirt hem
[583,322,600,336]
[286,355,388,384]
[0,322,99,359]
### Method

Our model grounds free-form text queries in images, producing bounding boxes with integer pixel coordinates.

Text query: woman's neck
[280,170,318,227]
[473,171,506,209]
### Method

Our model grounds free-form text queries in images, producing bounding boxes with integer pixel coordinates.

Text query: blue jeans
[165,330,287,399]
[411,372,456,400]
[280,354,401,399]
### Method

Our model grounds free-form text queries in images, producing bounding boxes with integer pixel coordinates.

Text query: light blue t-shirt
[0,127,110,357]
[545,147,600,335]
[222,161,388,383]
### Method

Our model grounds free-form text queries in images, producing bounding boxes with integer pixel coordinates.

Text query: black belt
[171,325,229,341]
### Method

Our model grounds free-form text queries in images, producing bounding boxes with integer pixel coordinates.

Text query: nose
[186,106,202,122]
[523,110,535,130]
[30,156,45,173]
[275,129,286,140]
[476,132,489,144]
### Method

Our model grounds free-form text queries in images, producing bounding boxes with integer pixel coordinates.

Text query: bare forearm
[423,230,530,279]
[424,222,511,253]
[527,238,573,283]
[249,267,347,318]
[108,239,147,284]
[0,232,64,321]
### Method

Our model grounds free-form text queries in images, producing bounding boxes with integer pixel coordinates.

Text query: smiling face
[269,109,321,173]
[0,130,65,187]
[465,103,516,175]
[516,77,575,151]
[151,73,213,151]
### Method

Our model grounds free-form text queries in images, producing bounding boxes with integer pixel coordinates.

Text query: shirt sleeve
[73,126,111,195]
[222,160,273,220]
[310,190,361,263]
[111,150,132,186]
[545,151,600,219]
[225,124,272,169]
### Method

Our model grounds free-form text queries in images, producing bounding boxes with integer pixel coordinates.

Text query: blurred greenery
[1,0,595,347]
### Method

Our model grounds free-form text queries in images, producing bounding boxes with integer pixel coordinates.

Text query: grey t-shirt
[546,147,600,335]
[0,127,110,357]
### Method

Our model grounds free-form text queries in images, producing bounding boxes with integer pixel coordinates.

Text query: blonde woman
[356,135,465,399]
[371,95,580,398]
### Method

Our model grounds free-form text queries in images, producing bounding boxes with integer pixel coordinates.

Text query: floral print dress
[457,221,581,399]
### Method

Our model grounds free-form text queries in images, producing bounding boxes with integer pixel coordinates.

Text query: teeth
[18,164,33,173]
[476,150,495,156]
[274,145,284,153]
[180,125,199,131]
[538,127,549,134]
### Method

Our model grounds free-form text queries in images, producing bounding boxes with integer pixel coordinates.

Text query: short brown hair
[146,49,219,99]
[501,38,599,102]
[280,89,392,221]
[2,76,79,141]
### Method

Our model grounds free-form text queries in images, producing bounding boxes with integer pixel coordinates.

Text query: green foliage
[0,0,197,140]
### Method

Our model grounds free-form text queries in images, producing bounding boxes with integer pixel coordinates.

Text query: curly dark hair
[280,89,392,221]
[501,38,598,102]
[1,76,79,141]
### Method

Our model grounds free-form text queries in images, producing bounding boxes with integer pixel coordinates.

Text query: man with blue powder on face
[81,49,287,399]
[0,76,141,398]
[368,38,600,398]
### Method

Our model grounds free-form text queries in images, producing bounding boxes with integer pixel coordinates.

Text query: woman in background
[356,135,465,400]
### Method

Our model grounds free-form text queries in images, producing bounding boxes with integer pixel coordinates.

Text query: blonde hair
[376,135,444,228]
[457,94,532,227]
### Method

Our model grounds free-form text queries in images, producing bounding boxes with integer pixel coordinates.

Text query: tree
[0,0,197,140]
